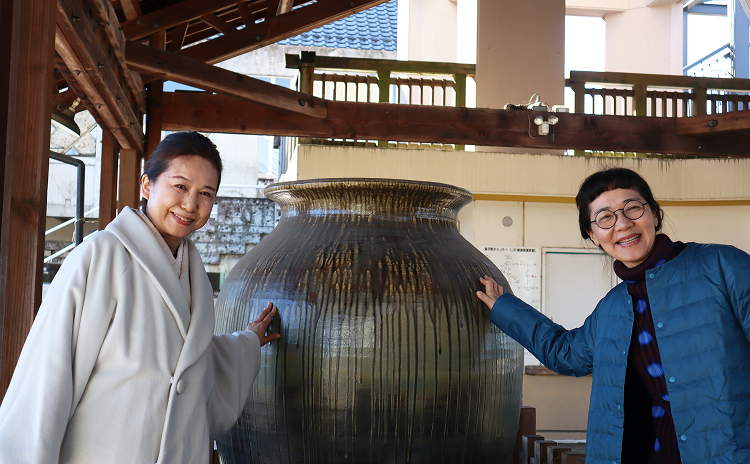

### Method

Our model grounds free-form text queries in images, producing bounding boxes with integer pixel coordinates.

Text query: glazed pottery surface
[214,178,523,464]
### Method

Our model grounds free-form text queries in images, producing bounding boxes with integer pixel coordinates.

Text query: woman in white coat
[0,131,279,463]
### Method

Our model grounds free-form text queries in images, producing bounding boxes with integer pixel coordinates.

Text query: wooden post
[514,406,537,464]
[0,0,57,398]
[535,440,558,464]
[118,148,141,210]
[693,87,708,116]
[99,130,120,229]
[632,83,647,116]
[146,31,166,160]
[522,435,545,464]
[453,73,467,107]
[547,446,572,464]
[376,69,391,148]
[298,51,315,145]
[452,73,467,150]
[571,80,585,114]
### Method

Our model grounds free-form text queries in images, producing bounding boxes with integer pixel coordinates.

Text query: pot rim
[264,177,472,200]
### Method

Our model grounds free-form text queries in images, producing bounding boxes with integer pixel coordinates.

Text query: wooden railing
[286,51,474,149]
[566,70,750,117]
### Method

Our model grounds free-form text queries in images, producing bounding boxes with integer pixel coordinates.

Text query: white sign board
[481,246,542,311]
[481,246,544,366]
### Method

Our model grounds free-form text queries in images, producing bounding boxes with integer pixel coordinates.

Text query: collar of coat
[104,207,215,370]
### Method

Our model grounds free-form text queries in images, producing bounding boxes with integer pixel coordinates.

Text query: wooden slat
[160,91,750,157]
[126,40,327,118]
[85,0,147,112]
[0,0,56,399]
[200,13,235,34]
[179,0,391,64]
[122,0,249,40]
[167,21,190,53]
[118,148,141,210]
[676,110,750,134]
[99,130,119,229]
[56,0,144,152]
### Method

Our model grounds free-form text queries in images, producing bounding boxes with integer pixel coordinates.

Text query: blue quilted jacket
[490,243,750,464]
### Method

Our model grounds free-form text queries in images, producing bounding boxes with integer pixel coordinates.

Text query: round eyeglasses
[590,200,648,230]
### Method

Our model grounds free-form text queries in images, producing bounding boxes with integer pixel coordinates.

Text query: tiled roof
[279,0,397,51]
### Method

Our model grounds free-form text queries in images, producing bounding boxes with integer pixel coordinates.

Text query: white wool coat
[0,208,261,464]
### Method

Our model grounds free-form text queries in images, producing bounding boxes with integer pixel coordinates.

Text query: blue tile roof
[279,0,397,51]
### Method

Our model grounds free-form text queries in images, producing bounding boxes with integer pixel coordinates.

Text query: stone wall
[191,197,277,267]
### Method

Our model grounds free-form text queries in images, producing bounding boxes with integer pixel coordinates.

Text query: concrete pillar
[731,0,750,78]
[604,3,684,75]
[407,0,458,62]
[475,0,565,152]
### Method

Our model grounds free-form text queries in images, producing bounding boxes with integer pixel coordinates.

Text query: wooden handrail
[286,53,476,76]
[566,70,750,117]
[568,70,750,92]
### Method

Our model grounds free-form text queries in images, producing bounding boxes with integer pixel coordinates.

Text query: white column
[604,3,684,75]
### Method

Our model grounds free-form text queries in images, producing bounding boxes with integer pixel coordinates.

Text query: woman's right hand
[246,302,282,346]
[477,276,504,310]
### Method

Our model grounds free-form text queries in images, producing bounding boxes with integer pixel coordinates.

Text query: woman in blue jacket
[477,167,750,464]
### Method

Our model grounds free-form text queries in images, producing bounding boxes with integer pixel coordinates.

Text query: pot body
[214,179,523,464]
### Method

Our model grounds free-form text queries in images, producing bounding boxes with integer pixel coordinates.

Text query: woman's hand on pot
[246,302,282,346]
[477,276,504,310]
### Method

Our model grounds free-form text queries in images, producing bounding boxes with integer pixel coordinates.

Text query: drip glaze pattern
[214,178,523,464]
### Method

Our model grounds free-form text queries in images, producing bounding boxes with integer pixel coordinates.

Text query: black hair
[141,131,223,209]
[575,167,663,241]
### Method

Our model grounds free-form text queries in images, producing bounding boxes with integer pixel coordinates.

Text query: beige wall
[604,3,684,75]
[524,373,592,440]
[295,143,750,253]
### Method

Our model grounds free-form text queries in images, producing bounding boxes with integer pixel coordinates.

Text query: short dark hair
[141,131,223,209]
[575,167,663,241]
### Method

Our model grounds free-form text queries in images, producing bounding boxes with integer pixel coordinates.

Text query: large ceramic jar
[214,178,523,464]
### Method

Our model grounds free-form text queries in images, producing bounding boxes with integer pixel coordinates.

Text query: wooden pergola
[1,0,749,398]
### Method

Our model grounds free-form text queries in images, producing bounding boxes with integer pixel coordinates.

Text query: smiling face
[587,188,659,268]
[140,155,219,254]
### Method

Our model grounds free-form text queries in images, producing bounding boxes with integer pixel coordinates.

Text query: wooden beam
[120,0,142,20]
[118,148,141,210]
[52,88,79,110]
[179,0,391,64]
[122,0,247,41]
[56,0,144,153]
[85,0,147,112]
[0,0,56,398]
[126,40,328,117]
[265,0,282,20]
[99,130,119,229]
[160,91,750,157]
[146,32,166,160]
[675,111,750,135]
[277,0,294,15]
[237,0,266,26]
